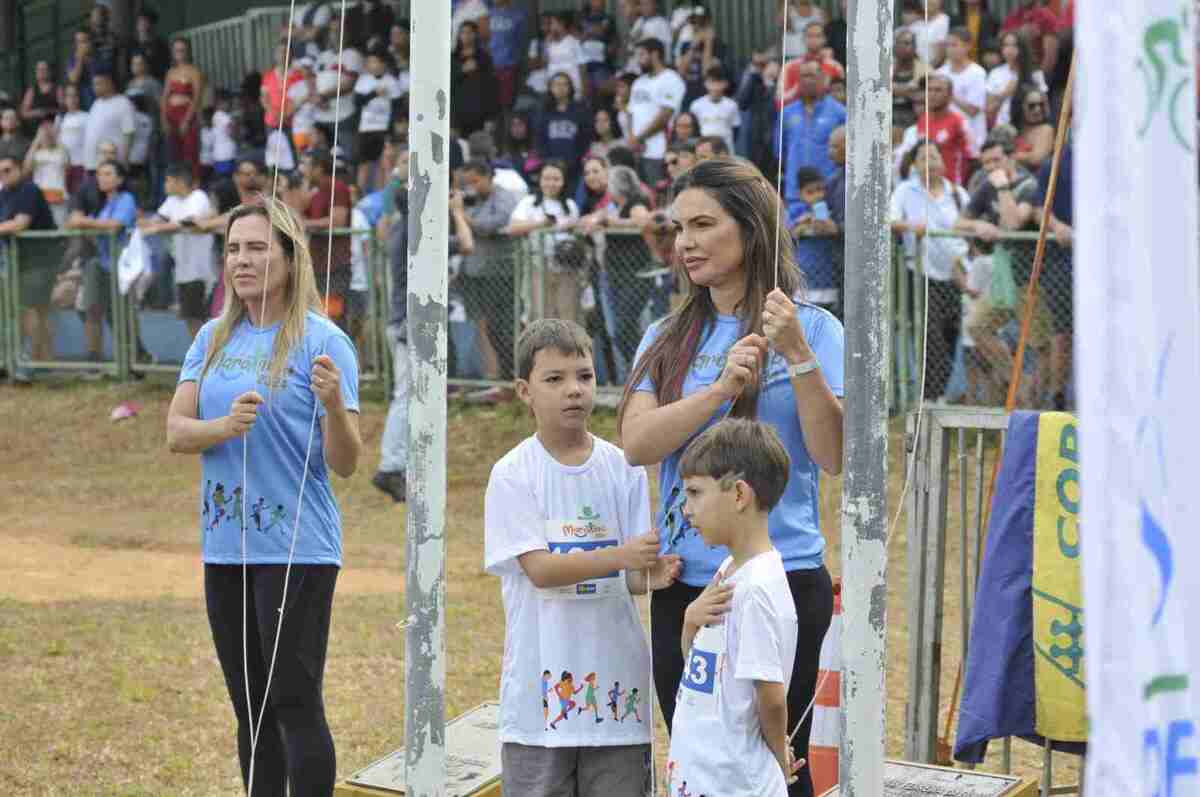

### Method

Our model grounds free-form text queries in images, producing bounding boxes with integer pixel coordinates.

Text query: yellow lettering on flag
[1031,412,1087,742]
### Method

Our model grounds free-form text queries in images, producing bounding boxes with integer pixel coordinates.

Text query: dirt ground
[0,379,1074,795]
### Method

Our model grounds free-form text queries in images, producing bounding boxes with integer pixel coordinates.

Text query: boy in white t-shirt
[689,66,739,155]
[667,418,804,797]
[211,90,239,178]
[137,163,215,338]
[484,319,681,797]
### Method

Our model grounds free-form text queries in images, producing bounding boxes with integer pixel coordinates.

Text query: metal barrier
[903,405,1083,796]
[4,229,126,381]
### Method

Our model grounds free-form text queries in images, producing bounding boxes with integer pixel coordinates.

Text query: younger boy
[788,166,839,313]
[484,319,681,797]
[667,418,802,797]
[689,66,739,156]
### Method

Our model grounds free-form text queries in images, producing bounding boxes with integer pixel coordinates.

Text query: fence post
[403,0,450,793]
[2,240,15,378]
[839,0,892,789]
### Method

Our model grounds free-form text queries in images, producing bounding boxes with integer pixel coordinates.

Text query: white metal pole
[404,2,451,794]
[839,0,893,793]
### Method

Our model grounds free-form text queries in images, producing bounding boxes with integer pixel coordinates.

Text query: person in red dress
[162,37,206,180]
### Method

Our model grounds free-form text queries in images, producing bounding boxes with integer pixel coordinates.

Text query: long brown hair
[617,158,803,427]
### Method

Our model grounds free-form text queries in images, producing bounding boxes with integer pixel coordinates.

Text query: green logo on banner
[1138,8,1195,150]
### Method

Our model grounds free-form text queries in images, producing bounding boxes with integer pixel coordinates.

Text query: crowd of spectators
[0,0,1076,409]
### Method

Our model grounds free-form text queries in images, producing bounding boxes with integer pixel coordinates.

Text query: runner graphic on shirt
[621,687,642,722]
[262,504,288,534]
[677,780,693,797]
[541,670,552,726]
[575,672,603,723]
[209,482,229,530]
[228,486,244,527]
[608,682,624,721]
[202,479,212,519]
[250,497,267,532]
[548,671,584,730]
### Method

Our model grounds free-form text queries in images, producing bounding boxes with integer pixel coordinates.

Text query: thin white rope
[645,567,656,797]
[243,1,347,793]
[772,10,789,291]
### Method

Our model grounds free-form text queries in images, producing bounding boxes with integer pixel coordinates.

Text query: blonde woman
[165,198,361,795]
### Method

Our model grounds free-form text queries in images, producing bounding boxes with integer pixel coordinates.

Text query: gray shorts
[82,258,113,312]
[501,742,651,797]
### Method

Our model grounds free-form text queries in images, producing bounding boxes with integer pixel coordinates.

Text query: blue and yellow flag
[954,411,1087,763]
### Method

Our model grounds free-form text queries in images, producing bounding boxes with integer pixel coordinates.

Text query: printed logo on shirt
[210,347,294,391]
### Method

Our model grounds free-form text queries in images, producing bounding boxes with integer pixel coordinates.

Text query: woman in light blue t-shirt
[619,157,844,797]
[166,198,361,795]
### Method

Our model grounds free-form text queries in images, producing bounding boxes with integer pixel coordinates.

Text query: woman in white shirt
[985,31,1046,128]
[506,160,583,324]
[55,83,88,197]
[888,139,969,401]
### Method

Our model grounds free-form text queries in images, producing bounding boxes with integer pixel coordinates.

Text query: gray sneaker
[371,470,407,503]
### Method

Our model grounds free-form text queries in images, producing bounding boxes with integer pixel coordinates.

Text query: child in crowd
[955,249,997,405]
[788,166,838,313]
[355,47,400,190]
[689,66,739,155]
[198,107,215,187]
[484,319,680,797]
[127,92,154,200]
[211,90,238,178]
[666,418,803,797]
[55,83,88,197]
[24,118,69,226]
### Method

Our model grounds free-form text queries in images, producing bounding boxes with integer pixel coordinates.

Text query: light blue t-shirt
[633,305,845,586]
[97,191,138,271]
[179,311,360,566]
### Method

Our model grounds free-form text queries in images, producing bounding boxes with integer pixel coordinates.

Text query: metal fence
[894,230,1074,413]
[903,406,1082,795]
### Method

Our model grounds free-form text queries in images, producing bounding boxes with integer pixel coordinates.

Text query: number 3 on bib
[683,649,717,695]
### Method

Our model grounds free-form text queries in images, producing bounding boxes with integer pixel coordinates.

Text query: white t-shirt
[212,109,238,162]
[509,194,580,270]
[690,94,740,153]
[32,146,68,195]
[158,189,215,285]
[315,48,364,124]
[355,72,398,133]
[56,111,88,168]
[451,0,489,44]
[349,206,370,292]
[937,61,988,156]
[289,80,316,135]
[83,94,136,170]
[985,64,1048,127]
[483,435,653,749]
[199,126,214,166]
[546,35,586,95]
[960,253,993,348]
[667,551,798,797]
[888,177,970,282]
[493,167,530,198]
[624,15,673,74]
[630,68,686,159]
[129,111,153,165]
[907,13,950,66]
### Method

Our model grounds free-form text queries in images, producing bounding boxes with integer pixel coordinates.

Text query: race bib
[678,623,725,711]
[540,515,628,600]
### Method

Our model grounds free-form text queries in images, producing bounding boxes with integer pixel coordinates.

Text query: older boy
[484,319,680,797]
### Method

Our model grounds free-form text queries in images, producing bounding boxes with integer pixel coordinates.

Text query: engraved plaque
[821,760,1033,797]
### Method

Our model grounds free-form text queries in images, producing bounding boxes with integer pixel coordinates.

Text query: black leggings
[651,565,835,797]
[205,564,339,797]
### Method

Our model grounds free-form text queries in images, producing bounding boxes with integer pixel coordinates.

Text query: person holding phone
[788,166,838,314]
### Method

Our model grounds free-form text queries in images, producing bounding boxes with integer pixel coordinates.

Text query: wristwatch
[788,357,820,378]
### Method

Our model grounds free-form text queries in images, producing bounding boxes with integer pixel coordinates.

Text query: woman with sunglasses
[618,157,844,797]
[1010,84,1054,172]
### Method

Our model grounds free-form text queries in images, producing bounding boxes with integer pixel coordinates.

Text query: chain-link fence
[895,230,1074,413]
[2,224,1073,415]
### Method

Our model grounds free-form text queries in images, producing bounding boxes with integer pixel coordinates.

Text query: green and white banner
[1077,1,1200,793]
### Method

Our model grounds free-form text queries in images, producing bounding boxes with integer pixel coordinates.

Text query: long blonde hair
[201,197,324,390]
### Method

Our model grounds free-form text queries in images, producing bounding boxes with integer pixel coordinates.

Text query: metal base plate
[339,702,502,796]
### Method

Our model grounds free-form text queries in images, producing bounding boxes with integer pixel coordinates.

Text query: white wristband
[788,357,820,378]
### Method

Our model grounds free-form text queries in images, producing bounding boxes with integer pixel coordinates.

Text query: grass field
[0,379,1074,795]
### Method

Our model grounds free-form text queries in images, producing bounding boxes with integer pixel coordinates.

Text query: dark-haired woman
[618,157,844,797]
[536,71,592,190]
[984,31,1045,128]
[451,20,498,136]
